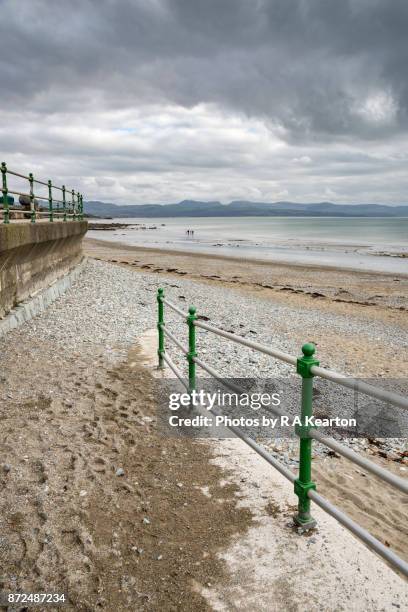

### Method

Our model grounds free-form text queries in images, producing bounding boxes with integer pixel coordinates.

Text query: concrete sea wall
[0,221,88,319]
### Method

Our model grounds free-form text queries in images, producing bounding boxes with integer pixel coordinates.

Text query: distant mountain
[84,199,408,218]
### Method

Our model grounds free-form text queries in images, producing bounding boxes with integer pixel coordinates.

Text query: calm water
[88,216,408,274]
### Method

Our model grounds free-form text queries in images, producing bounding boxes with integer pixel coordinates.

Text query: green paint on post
[1,162,10,224]
[186,305,197,393]
[29,173,35,223]
[62,185,67,222]
[157,288,165,368]
[72,189,76,221]
[294,342,319,529]
[48,180,53,222]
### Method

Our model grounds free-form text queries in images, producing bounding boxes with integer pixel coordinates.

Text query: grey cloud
[2,106,407,205]
[1,1,407,204]
[1,0,408,138]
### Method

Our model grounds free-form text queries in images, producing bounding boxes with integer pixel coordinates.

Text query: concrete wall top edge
[0,221,88,253]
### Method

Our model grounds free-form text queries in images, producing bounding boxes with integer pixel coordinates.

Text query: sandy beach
[0,242,407,610]
[85,237,408,375]
[85,239,408,554]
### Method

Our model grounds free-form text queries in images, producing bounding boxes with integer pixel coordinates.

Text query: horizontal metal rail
[161,324,188,355]
[156,289,408,577]
[32,178,49,187]
[25,196,48,202]
[228,421,296,483]
[162,353,189,390]
[5,191,68,205]
[194,320,297,365]
[194,355,408,494]
[164,347,297,482]
[4,168,72,194]
[194,320,408,411]
[192,358,295,482]
[162,298,186,318]
[38,212,73,217]
[35,203,68,213]
[196,397,296,483]
[191,354,408,577]
[0,210,73,217]
[193,356,247,395]
[1,208,74,215]
[6,192,70,205]
[308,489,408,576]
[310,430,408,494]
[5,170,48,186]
[310,365,408,411]
[6,169,30,180]
[1,162,84,224]
[7,189,34,198]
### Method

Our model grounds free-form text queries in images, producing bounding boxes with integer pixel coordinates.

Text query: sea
[87,216,408,275]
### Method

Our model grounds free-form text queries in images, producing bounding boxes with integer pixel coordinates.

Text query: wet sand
[85,237,408,377]
[85,237,408,315]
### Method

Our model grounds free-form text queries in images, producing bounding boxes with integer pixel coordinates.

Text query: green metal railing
[156,287,408,576]
[0,162,84,224]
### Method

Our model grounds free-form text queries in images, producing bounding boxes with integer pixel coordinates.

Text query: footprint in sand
[91,457,107,473]
[30,459,48,485]
[103,387,118,400]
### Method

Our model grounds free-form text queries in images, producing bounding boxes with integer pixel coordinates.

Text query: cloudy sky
[1,0,407,204]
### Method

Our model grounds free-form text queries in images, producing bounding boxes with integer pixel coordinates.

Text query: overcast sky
[1,0,407,204]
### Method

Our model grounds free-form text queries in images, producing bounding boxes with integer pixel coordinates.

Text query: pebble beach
[1,249,407,608]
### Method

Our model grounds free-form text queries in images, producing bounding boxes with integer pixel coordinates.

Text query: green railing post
[81,194,84,220]
[157,288,165,368]
[72,189,76,221]
[1,162,10,224]
[29,172,35,223]
[294,342,319,529]
[62,185,67,221]
[186,305,197,393]
[55,185,60,218]
[48,179,53,222]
